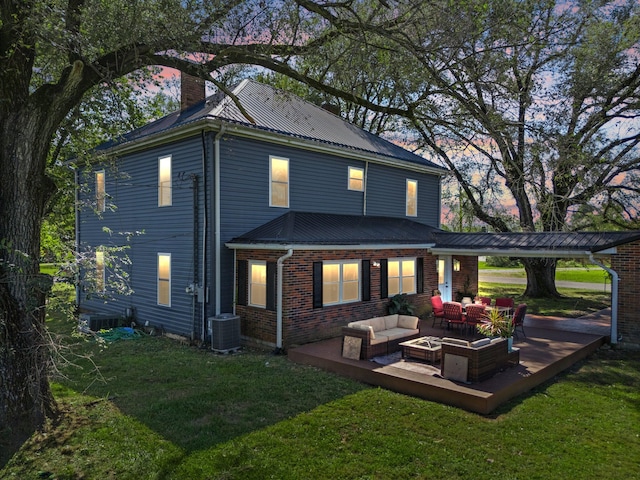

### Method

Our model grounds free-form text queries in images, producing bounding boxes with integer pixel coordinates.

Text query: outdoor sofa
[342,314,420,359]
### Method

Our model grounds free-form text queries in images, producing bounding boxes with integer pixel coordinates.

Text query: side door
[437,255,452,301]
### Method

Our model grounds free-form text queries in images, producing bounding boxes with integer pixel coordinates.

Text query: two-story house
[77,77,640,349]
[76,77,461,350]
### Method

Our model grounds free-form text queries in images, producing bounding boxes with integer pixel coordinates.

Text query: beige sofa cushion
[370,334,388,345]
[383,314,399,329]
[346,322,376,339]
[398,315,419,329]
[442,337,470,347]
[383,327,419,341]
[368,317,386,332]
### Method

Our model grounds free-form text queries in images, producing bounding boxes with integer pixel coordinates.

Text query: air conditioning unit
[209,314,241,353]
[78,313,121,332]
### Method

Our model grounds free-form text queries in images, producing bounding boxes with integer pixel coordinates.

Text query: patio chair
[443,301,466,333]
[431,295,446,327]
[495,297,515,316]
[479,297,492,306]
[512,303,527,338]
[464,303,487,336]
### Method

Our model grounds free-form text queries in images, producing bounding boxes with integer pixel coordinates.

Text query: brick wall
[235,248,455,349]
[611,240,640,345]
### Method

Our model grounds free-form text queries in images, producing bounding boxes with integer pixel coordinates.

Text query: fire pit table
[399,336,442,364]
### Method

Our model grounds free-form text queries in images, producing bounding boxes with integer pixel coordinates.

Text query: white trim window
[323,261,360,305]
[158,155,172,207]
[406,179,417,217]
[95,170,106,212]
[157,253,171,306]
[95,250,105,292]
[270,156,289,207]
[249,261,267,308]
[388,258,416,296]
[348,166,364,191]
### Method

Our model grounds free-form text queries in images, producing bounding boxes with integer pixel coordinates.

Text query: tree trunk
[0,110,58,465]
[521,258,560,298]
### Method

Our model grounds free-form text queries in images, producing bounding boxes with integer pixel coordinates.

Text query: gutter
[588,253,619,345]
[276,248,294,352]
[226,243,436,251]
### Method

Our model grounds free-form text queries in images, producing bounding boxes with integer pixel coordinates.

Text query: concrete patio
[288,311,610,414]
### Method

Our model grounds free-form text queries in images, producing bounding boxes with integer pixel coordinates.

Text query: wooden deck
[288,312,610,414]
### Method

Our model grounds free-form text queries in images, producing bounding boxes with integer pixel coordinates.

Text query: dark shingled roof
[228,212,640,254]
[227,212,441,246]
[98,80,445,173]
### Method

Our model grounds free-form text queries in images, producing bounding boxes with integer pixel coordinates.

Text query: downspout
[588,253,619,345]
[201,131,208,341]
[276,248,294,353]
[214,125,226,316]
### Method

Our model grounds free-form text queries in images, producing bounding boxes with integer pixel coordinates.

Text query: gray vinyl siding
[78,137,207,337]
[79,131,441,337]
[366,163,440,226]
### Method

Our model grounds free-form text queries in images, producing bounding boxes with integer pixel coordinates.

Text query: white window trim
[348,166,364,191]
[158,155,172,207]
[95,170,106,212]
[249,260,267,308]
[388,257,417,296]
[323,260,361,306]
[269,155,289,208]
[157,253,171,307]
[406,179,418,217]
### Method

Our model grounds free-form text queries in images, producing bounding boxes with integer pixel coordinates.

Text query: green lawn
[2,286,638,479]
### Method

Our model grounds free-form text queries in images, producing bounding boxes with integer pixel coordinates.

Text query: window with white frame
[249,261,267,308]
[406,179,417,216]
[95,170,105,212]
[157,253,171,306]
[348,166,364,191]
[323,261,360,305]
[388,258,416,296]
[95,250,105,292]
[158,155,172,207]
[270,156,289,207]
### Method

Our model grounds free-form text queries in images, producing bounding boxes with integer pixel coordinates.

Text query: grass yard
[2,285,638,479]
[477,284,610,317]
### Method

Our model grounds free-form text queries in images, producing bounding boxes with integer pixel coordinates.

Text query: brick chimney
[180,72,206,110]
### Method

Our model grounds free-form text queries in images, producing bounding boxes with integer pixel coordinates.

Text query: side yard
[1,284,639,479]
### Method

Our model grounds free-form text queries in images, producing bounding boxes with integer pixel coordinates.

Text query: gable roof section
[226,211,441,249]
[97,80,446,174]
[431,230,640,257]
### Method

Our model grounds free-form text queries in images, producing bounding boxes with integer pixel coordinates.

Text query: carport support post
[589,254,619,345]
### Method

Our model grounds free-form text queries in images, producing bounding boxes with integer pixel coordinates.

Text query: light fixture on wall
[372,261,381,268]
[453,259,461,272]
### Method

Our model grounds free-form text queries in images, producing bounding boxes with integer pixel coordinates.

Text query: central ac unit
[208,313,241,353]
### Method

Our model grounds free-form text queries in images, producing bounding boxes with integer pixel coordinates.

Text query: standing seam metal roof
[97,80,446,172]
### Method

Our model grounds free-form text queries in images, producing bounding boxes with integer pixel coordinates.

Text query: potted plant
[387,293,415,315]
[477,308,514,351]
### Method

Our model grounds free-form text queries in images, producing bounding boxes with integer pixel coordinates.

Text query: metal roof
[431,230,640,257]
[227,212,640,256]
[98,80,446,173]
[226,211,441,248]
